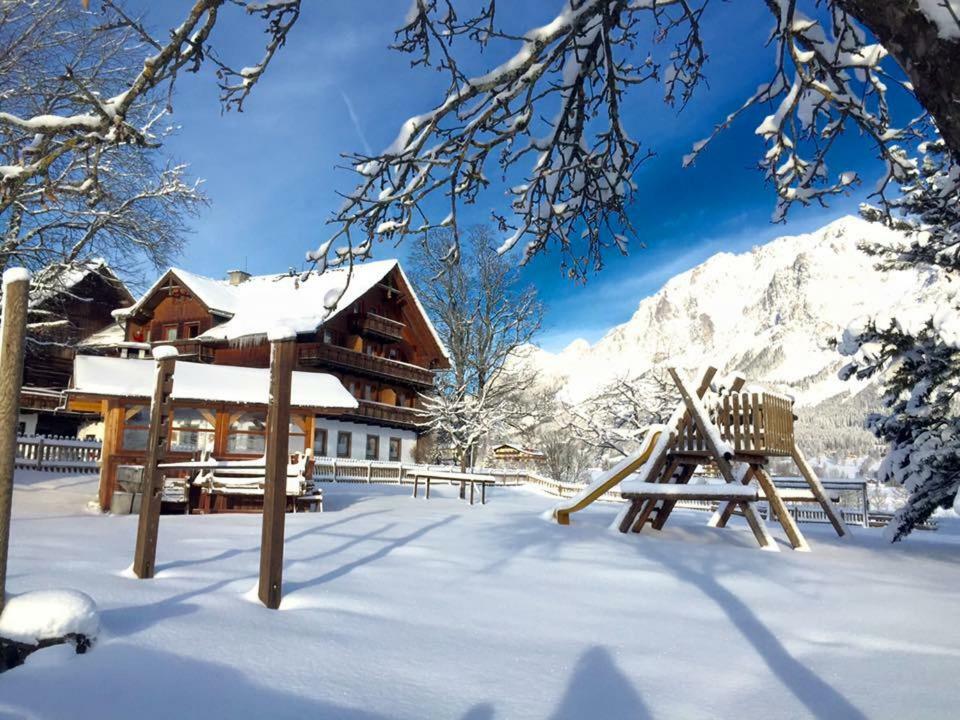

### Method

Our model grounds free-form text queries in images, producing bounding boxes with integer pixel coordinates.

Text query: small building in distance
[67,259,450,510]
[19,260,134,437]
[487,443,547,470]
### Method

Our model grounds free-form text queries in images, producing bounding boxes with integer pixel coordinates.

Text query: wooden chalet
[488,443,547,469]
[66,259,450,511]
[19,261,133,437]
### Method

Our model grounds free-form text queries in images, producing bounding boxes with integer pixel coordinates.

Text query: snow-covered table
[407,469,496,505]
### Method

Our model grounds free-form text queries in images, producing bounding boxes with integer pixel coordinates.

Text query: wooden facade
[117,265,446,433]
[73,261,448,511]
[20,264,133,436]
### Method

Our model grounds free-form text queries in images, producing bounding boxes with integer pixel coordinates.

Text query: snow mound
[0,590,99,645]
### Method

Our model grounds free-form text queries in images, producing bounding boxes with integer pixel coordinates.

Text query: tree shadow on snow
[283,515,458,596]
[154,509,389,574]
[549,646,653,720]
[640,544,868,720]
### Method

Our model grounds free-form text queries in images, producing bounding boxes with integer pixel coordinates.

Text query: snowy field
[3,471,960,719]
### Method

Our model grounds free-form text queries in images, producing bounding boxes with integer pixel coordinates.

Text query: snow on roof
[29,259,133,308]
[70,355,358,410]
[77,322,126,348]
[115,260,449,359]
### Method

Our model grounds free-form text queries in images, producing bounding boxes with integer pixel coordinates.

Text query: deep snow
[2,470,959,719]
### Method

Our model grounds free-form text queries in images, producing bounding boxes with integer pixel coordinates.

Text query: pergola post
[258,336,296,610]
[0,269,30,613]
[132,347,178,579]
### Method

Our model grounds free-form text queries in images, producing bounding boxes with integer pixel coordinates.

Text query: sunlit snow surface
[3,470,959,719]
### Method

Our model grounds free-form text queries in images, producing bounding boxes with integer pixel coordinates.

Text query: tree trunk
[841,0,960,161]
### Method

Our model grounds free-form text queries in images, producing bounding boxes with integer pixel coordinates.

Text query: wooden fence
[14,435,102,473]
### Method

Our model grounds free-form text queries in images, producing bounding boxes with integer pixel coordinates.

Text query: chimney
[226,269,251,286]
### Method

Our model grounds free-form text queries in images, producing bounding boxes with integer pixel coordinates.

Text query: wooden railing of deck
[298,343,435,387]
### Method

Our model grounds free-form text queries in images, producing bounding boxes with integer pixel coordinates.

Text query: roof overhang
[68,356,358,413]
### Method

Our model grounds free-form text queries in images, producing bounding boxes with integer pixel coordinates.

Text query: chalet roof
[30,259,134,309]
[69,355,358,410]
[117,259,449,360]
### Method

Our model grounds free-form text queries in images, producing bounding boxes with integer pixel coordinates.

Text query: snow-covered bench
[160,450,322,513]
[407,469,496,505]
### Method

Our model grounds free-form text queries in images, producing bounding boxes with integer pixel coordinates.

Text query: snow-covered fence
[14,436,101,473]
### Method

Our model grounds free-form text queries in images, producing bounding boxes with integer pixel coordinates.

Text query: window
[170,408,215,453]
[363,384,374,401]
[336,431,351,458]
[227,411,266,454]
[397,391,407,408]
[122,405,151,450]
[313,428,328,457]
[389,437,401,462]
[185,322,200,339]
[288,418,307,456]
[365,434,380,461]
[162,324,178,341]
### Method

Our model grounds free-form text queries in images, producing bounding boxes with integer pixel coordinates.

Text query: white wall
[17,412,38,436]
[312,416,418,463]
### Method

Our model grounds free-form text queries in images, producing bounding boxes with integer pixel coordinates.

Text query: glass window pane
[123,428,149,450]
[231,412,266,432]
[173,408,214,430]
[337,432,351,458]
[227,433,265,454]
[365,434,379,461]
[389,438,401,462]
[125,405,149,425]
[313,429,328,457]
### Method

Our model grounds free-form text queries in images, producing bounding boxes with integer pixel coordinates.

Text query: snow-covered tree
[313,0,960,277]
[537,428,594,484]
[412,227,543,469]
[0,0,205,310]
[838,139,960,538]
[565,370,676,462]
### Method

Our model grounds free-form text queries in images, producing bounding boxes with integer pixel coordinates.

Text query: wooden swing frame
[616,367,847,551]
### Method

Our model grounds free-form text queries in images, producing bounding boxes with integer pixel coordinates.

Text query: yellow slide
[553,425,664,525]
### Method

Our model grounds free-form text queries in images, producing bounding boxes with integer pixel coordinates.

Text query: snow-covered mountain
[522,215,943,457]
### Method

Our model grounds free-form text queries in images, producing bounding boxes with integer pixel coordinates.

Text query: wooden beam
[792,443,848,537]
[258,338,296,610]
[668,368,778,551]
[133,351,177,579]
[0,271,29,613]
[753,466,809,551]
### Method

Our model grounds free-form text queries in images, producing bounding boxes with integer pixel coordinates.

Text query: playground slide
[553,425,665,525]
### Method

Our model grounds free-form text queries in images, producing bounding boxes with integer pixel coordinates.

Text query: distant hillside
[521,215,942,458]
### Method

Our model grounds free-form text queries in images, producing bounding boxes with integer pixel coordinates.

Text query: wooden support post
[469,479,475,505]
[753,466,809,552]
[132,349,178,579]
[0,270,30,613]
[258,337,296,610]
[862,483,869,529]
[791,443,848,537]
[668,368,778,551]
[412,474,419,498]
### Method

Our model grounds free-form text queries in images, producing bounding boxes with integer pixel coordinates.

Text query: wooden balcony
[354,312,405,343]
[297,343,435,388]
[349,400,423,429]
[154,339,216,363]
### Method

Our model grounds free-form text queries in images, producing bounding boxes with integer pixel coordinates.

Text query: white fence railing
[15,435,102,473]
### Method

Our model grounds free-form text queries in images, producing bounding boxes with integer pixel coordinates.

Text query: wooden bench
[159,451,321,513]
[407,469,496,505]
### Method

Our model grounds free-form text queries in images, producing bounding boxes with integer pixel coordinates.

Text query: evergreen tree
[839,138,960,540]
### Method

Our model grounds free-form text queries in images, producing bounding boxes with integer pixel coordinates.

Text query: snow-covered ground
[3,470,960,719]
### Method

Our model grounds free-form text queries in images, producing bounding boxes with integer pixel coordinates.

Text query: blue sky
[129,1,891,352]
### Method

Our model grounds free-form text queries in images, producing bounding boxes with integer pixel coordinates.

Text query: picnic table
[407,469,497,505]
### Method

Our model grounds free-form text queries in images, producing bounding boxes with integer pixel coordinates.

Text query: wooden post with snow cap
[258,330,296,609]
[0,268,30,612]
[132,346,178,579]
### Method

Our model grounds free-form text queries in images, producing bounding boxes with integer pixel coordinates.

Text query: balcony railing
[353,312,405,343]
[350,400,423,428]
[154,339,216,363]
[298,343,435,387]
